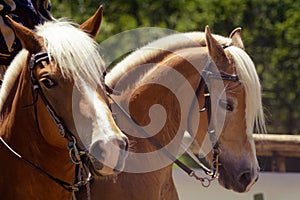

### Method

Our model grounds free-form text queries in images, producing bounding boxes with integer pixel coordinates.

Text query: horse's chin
[96,165,116,176]
[218,166,257,193]
[79,153,116,177]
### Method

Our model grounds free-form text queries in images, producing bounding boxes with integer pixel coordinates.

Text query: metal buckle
[68,136,82,164]
[189,171,212,187]
[57,123,66,137]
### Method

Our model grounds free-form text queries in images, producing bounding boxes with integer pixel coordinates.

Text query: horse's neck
[4,86,60,156]
[108,30,233,96]
[107,49,173,94]
[106,31,221,89]
[115,47,210,153]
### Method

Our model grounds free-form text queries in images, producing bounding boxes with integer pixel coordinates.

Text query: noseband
[108,56,240,187]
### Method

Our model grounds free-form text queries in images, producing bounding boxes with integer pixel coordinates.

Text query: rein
[107,57,239,187]
[0,137,79,191]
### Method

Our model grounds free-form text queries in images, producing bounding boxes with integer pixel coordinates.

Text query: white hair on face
[35,20,105,88]
[76,81,120,168]
[226,46,266,135]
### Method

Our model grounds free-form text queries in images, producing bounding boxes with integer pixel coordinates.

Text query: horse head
[5,11,129,177]
[203,26,265,192]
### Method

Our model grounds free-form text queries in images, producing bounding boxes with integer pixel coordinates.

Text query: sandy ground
[173,169,300,200]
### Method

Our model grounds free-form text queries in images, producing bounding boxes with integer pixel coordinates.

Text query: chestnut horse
[0,10,129,200]
[76,25,266,200]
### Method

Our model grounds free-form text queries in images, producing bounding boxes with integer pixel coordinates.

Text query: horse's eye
[41,78,55,88]
[219,99,234,111]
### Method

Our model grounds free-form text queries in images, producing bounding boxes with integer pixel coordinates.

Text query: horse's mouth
[80,153,123,177]
[218,165,258,193]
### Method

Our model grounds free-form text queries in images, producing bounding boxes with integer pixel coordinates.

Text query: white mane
[0,20,106,112]
[35,20,105,88]
[227,46,266,134]
[106,31,232,87]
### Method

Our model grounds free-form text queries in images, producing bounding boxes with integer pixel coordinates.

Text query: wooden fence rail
[254,134,300,157]
[254,134,300,172]
[185,134,300,172]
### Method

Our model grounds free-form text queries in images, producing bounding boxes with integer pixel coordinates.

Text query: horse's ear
[79,5,103,38]
[5,16,44,54]
[205,25,229,69]
[229,27,245,50]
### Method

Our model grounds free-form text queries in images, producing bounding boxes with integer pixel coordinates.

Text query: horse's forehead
[33,61,62,78]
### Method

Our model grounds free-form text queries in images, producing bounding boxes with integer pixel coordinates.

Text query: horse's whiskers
[128,139,137,152]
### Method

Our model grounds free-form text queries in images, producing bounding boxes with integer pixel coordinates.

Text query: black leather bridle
[28,51,115,190]
[186,57,239,185]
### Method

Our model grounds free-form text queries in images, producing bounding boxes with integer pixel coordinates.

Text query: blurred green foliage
[51,0,300,134]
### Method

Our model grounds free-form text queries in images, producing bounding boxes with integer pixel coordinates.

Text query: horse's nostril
[254,174,259,183]
[238,171,252,186]
[90,141,105,161]
[118,137,129,151]
[124,137,129,151]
